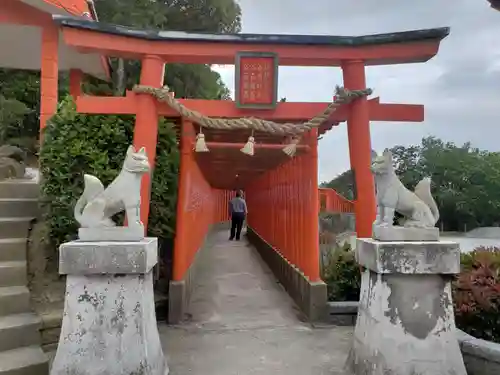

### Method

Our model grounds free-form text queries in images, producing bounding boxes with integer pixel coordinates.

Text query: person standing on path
[229,190,247,241]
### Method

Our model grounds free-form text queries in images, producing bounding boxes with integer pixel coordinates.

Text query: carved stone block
[355,238,461,274]
[78,224,145,242]
[59,237,157,274]
[372,224,439,242]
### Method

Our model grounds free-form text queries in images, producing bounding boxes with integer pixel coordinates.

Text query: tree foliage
[92,0,240,97]
[322,243,361,302]
[321,169,355,201]
[0,70,69,155]
[323,137,500,232]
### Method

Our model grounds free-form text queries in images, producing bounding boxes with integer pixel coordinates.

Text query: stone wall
[327,301,500,375]
[27,220,66,352]
[319,212,355,235]
[327,301,358,326]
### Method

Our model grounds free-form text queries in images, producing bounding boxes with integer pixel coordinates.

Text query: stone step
[0,287,31,317]
[0,346,48,375]
[0,262,26,287]
[0,239,26,262]
[39,309,63,350]
[0,219,32,240]
[0,182,39,200]
[0,314,41,352]
[0,200,38,219]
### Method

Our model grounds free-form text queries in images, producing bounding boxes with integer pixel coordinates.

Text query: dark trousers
[230,212,245,240]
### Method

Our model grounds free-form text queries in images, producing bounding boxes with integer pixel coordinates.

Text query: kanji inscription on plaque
[235,52,278,109]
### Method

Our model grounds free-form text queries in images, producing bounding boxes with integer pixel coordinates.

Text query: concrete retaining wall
[246,227,327,322]
[457,329,500,375]
[327,301,358,326]
[168,221,230,324]
[327,301,500,375]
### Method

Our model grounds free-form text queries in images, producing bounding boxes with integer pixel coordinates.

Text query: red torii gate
[49,15,448,239]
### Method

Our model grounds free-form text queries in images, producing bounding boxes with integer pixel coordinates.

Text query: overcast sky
[214,0,500,183]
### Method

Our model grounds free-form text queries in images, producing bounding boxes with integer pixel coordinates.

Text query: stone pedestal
[50,238,168,375]
[346,238,467,375]
[372,224,439,242]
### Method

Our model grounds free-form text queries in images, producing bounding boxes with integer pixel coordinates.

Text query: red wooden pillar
[342,60,376,238]
[173,118,194,281]
[286,167,297,264]
[270,172,274,246]
[291,158,302,265]
[284,166,290,261]
[276,167,282,250]
[286,158,292,265]
[40,24,59,133]
[296,155,309,271]
[69,69,83,98]
[133,55,165,231]
[280,167,285,252]
[304,130,320,281]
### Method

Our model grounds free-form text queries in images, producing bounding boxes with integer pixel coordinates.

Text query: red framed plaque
[235,52,279,109]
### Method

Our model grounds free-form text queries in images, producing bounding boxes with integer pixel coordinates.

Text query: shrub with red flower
[453,247,500,343]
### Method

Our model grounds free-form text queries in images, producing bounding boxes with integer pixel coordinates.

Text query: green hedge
[39,96,179,248]
[454,247,500,343]
[322,242,361,302]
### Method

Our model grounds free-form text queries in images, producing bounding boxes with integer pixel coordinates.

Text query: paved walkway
[160,230,352,375]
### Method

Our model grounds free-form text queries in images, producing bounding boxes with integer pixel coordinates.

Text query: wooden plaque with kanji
[235,52,279,109]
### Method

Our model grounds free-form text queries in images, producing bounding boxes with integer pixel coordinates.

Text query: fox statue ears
[371,149,393,162]
[126,145,147,155]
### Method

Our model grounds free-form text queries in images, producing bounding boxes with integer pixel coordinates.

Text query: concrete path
[160,230,352,375]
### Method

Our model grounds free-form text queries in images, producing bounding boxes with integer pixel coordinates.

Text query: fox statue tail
[73,174,104,226]
[414,177,440,224]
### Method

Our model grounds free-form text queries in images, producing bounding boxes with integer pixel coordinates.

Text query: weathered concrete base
[168,222,230,324]
[372,224,439,241]
[346,238,466,375]
[246,227,327,322]
[78,224,145,241]
[50,238,168,375]
[59,238,158,274]
[346,271,466,375]
[168,280,188,325]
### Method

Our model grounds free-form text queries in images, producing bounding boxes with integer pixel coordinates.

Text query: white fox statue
[74,145,150,233]
[371,149,439,228]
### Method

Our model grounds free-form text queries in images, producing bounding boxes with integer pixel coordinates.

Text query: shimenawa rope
[132,84,372,156]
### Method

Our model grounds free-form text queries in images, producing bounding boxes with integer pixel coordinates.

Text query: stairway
[0,180,48,375]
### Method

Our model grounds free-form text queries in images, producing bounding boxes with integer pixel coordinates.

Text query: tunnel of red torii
[0,1,449,285]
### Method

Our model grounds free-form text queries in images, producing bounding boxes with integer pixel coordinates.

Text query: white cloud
[215,0,500,182]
